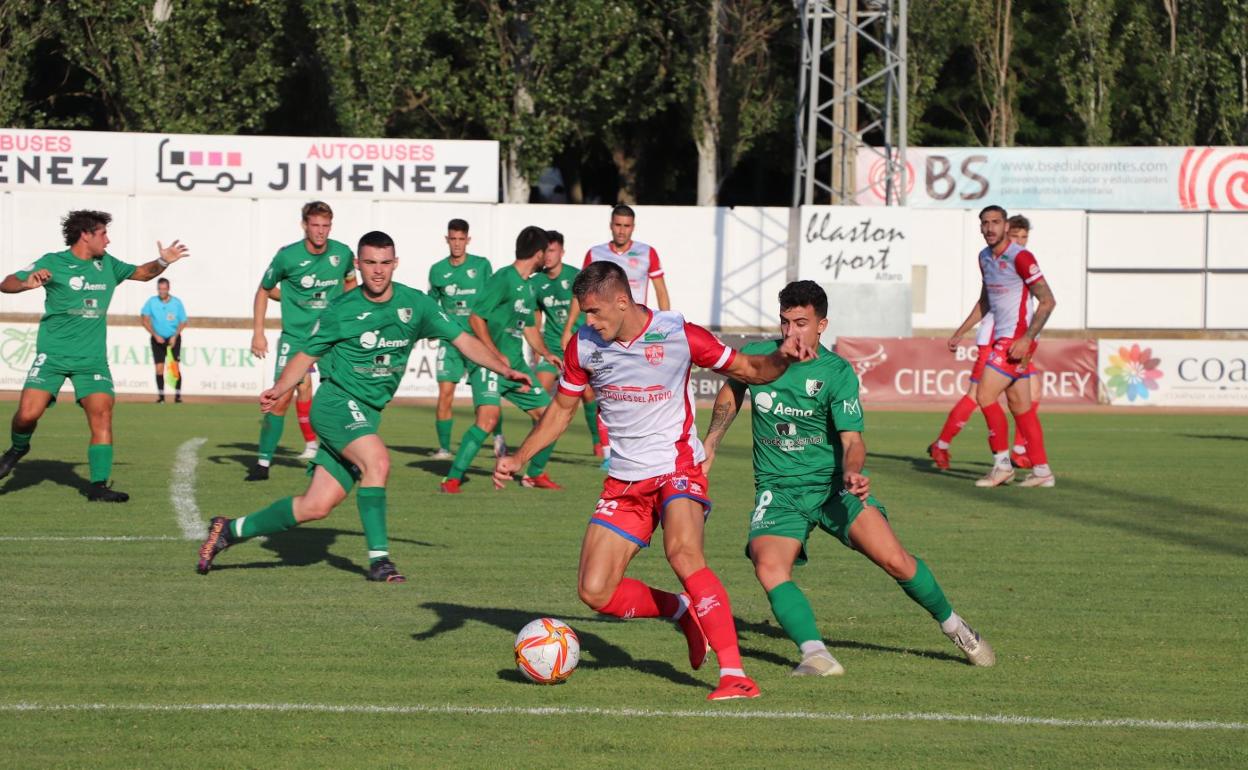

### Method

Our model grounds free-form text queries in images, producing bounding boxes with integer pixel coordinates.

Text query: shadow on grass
[1179,433,1248,442]
[212,527,438,577]
[0,458,95,497]
[413,602,705,688]
[870,451,988,481]
[208,442,305,473]
[734,616,966,666]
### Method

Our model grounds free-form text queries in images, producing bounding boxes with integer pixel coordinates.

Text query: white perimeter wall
[1,192,1243,331]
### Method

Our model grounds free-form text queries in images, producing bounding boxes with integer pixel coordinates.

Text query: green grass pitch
[1,400,1245,768]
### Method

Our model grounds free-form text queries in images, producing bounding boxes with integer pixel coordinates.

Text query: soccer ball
[514,617,580,684]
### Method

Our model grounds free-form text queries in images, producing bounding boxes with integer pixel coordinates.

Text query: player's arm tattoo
[129,260,168,282]
[703,380,746,452]
[1023,278,1056,339]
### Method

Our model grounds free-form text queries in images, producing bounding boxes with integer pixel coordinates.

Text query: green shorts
[308,382,383,492]
[23,352,114,402]
[534,358,561,377]
[745,483,887,566]
[273,333,310,382]
[436,340,467,383]
[470,363,551,411]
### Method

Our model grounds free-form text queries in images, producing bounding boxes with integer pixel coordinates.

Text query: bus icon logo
[156,138,254,192]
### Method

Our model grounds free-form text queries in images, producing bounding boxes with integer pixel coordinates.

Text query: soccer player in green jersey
[198,230,531,582]
[439,226,563,494]
[532,230,601,455]
[0,210,190,501]
[247,201,357,481]
[427,218,505,460]
[703,281,996,675]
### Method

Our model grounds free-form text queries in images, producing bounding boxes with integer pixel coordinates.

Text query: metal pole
[898,0,908,205]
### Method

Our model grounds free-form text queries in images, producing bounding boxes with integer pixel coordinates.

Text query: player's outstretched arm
[467,313,507,363]
[1,269,51,293]
[721,335,816,385]
[559,298,581,350]
[451,332,532,391]
[702,379,746,476]
[260,351,319,412]
[523,325,561,369]
[493,391,578,488]
[130,240,190,282]
[839,430,871,501]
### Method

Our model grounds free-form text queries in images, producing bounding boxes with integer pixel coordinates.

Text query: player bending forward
[703,281,995,675]
[198,231,530,582]
[495,261,816,700]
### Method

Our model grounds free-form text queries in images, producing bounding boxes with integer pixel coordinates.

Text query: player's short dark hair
[1007,214,1031,231]
[610,204,636,220]
[515,226,548,261]
[302,201,333,221]
[778,280,828,319]
[61,210,111,246]
[545,229,564,246]
[978,204,1008,220]
[448,218,469,234]
[573,261,632,304]
[157,278,170,287]
[358,230,395,254]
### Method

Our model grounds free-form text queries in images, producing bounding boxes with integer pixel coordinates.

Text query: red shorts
[969,344,991,383]
[985,337,1037,380]
[589,467,712,548]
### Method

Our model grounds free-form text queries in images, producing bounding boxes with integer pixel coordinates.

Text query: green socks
[435,419,453,452]
[87,444,112,484]
[11,430,32,453]
[494,412,504,438]
[231,497,297,539]
[898,557,954,624]
[257,413,286,463]
[448,425,488,480]
[767,581,822,649]
[526,442,556,477]
[583,400,599,444]
[357,487,389,563]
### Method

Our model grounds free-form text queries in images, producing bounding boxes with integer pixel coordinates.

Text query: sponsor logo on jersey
[299,274,340,289]
[92,259,103,271]
[466,268,477,279]
[805,379,824,397]
[329,255,340,267]
[628,258,640,268]
[373,353,391,366]
[774,422,796,436]
[560,279,569,289]
[441,272,453,279]
[645,344,664,365]
[589,350,604,365]
[672,476,689,491]
[68,275,106,291]
[355,311,371,320]
[643,331,669,341]
[299,260,312,267]
[842,398,860,415]
[398,307,413,323]
[445,284,458,295]
[752,390,814,417]
[359,330,411,350]
[1029,263,1040,275]
[513,299,530,314]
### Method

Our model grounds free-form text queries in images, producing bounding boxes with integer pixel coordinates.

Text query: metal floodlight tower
[792,0,908,206]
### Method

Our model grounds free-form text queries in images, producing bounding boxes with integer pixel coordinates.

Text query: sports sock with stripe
[766,581,822,649]
[594,578,681,618]
[231,497,297,539]
[10,430,32,452]
[682,567,743,670]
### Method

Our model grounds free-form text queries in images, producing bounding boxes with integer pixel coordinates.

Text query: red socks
[596,578,681,619]
[296,399,315,442]
[981,402,1010,453]
[681,567,742,670]
[1014,406,1048,464]
[938,395,978,444]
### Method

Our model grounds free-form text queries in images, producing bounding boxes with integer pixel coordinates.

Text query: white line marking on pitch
[171,437,209,541]
[0,702,1241,731]
[0,536,181,542]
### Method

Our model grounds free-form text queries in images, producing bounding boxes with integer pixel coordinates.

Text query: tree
[42,0,287,133]
[905,0,967,145]
[966,0,1018,146]
[1057,0,1122,145]
[0,1,47,125]
[300,0,458,138]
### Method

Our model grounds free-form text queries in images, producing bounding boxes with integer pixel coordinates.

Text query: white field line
[0,702,1242,731]
[0,536,181,542]
[170,437,209,541]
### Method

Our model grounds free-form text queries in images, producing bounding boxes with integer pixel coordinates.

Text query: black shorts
[151,335,182,363]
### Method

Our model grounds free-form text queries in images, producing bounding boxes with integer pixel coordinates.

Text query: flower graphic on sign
[1104,344,1163,402]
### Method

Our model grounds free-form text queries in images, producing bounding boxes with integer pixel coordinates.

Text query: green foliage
[41,0,287,133]
[0,0,48,125]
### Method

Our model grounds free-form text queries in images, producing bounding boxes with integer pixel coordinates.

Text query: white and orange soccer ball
[514,617,580,684]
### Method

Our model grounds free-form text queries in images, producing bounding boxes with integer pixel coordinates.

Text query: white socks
[940,612,963,635]
[799,640,829,657]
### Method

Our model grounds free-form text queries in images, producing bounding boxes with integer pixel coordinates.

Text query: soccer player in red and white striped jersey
[949,206,1057,488]
[495,261,815,701]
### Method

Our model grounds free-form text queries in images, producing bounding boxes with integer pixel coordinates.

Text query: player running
[439,226,563,493]
[197,231,531,582]
[929,215,1040,471]
[704,281,995,676]
[562,205,670,468]
[427,218,506,461]
[950,206,1056,488]
[247,201,356,481]
[494,261,816,701]
[0,210,190,500]
[532,230,602,455]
